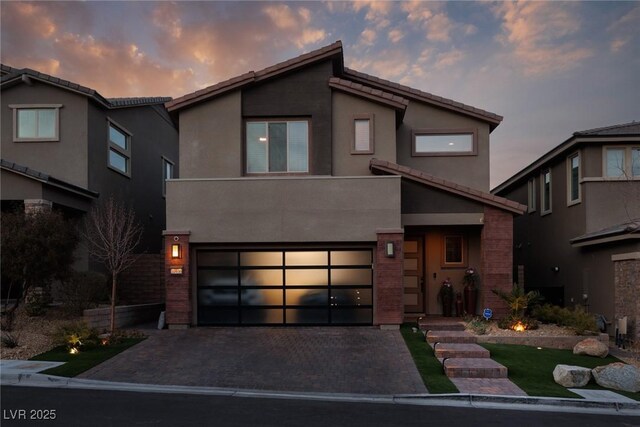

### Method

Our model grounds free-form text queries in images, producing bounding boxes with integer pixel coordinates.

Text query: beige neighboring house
[493,122,640,338]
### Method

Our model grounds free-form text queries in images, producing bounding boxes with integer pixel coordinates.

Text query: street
[1,386,638,427]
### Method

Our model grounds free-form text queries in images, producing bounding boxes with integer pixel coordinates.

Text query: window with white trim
[108,120,131,176]
[541,170,552,215]
[163,157,174,197]
[353,115,373,154]
[246,120,309,173]
[567,153,581,204]
[604,146,640,179]
[412,129,477,156]
[527,178,536,213]
[10,104,61,142]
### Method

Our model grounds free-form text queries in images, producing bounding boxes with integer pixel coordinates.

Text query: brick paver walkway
[79,327,427,395]
[449,378,527,396]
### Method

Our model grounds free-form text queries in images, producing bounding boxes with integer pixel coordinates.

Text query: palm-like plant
[492,283,543,319]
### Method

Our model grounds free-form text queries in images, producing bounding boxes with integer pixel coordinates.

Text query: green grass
[482,343,640,401]
[30,338,145,377]
[400,324,458,394]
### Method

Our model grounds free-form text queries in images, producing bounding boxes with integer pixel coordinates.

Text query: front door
[403,237,424,313]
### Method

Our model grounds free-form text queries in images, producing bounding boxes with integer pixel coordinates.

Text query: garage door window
[197,249,373,325]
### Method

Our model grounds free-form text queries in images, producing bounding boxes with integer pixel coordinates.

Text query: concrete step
[434,343,490,359]
[426,330,476,344]
[443,358,508,378]
[418,319,465,332]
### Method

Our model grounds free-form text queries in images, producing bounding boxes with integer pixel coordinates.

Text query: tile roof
[370,159,526,215]
[1,64,172,109]
[570,220,640,247]
[573,121,640,136]
[1,159,99,198]
[328,77,409,111]
[343,68,503,129]
[166,41,344,112]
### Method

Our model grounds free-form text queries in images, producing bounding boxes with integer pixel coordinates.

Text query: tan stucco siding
[1,169,43,200]
[331,91,396,176]
[178,91,242,178]
[166,176,401,242]
[1,82,89,188]
[585,181,640,233]
[396,102,491,191]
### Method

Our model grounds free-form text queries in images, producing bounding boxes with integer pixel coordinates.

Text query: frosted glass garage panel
[240,289,283,306]
[198,252,238,267]
[197,270,237,287]
[331,289,372,306]
[331,269,371,286]
[241,269,283,286]
[330,251,371,266]
[285,251,328,266]
[286,289,328,306]
[286,269,328,286]
[241,309,283,324]
[240,252,282,267]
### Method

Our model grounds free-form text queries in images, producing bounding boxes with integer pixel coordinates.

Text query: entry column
[375,228,404,329]
[163,230,191,329]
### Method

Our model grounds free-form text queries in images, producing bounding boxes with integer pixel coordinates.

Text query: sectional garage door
[196,249,373,325]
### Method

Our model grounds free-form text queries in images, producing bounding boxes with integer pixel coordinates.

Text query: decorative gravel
[470,322,580,337]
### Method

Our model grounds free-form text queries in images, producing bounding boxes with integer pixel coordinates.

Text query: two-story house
[493,122,640,337]
[1,64,179,304]
[163,41,526,329]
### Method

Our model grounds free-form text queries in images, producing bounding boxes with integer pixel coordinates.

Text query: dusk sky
[1,1,638,188]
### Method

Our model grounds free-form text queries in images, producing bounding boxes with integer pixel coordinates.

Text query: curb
[2,372,639,415]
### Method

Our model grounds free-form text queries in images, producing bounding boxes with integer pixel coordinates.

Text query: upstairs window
[10,104,61,142]
[353,115,374,154]
[567,153,581,205]
[246,120,309,174]
[163,157,174,197]
[108,120,131,176]
[605,148,625,178]
[604,146,640,179]
[633,148,640,177]
[527,178,536,213]
[541,170,552,215]
[412,129,477,156]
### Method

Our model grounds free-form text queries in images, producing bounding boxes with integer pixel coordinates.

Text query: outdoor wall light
[171,243,182,259]
[551,266,559,273]
[385,241,395,258]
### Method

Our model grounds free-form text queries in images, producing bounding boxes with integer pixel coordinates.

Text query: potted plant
[438,278,454,317]
[462,267,479,315]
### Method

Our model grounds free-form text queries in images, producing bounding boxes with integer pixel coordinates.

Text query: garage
[196,249,373,325]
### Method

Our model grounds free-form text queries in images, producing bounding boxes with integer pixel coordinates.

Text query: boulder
[592,363,640,393]
[553,364,592,387]
[573,338,609,358]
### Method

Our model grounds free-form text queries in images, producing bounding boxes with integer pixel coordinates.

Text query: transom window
[10,104,61,142]
[604,146,640,178]
[413,129,477,156]
[246,120,309,173]
[442,235,465,267]
[108,120,131,176]
[541,170,552,215]
[353,115,374,154]
[567,153,581,204]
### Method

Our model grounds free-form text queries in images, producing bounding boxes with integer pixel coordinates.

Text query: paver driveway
[79,327,427,395]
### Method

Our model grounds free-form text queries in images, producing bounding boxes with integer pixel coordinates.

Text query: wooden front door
[403,237,424,313]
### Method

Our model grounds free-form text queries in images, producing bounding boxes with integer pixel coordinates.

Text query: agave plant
[492,283,543,319]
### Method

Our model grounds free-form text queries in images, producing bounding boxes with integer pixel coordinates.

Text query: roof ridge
[574,120,640,135]
[343,67,502,125]
[328,77,409,110]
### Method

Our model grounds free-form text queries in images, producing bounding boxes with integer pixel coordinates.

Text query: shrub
[1,332,19,348]
[1,311,16,332]
[59,271,108,316]
[532,304,598,335]
[492,283,543,319]
[466,317,489,335]
[53,321,100,351]
[24,290,48,317]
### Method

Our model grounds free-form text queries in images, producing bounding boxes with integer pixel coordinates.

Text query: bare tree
[83,197,142,333]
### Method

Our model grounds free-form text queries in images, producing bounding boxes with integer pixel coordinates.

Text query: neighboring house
[162,41,526,329]
[493,122,640,337]
[1,64,179,303]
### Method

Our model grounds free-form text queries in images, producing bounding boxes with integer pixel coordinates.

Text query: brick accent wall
[164,232,191,328]
[119,254,165,304]
[480,206,513,319]
[24,199,52,215]
[374,230,404,326]
[614,257,640,341]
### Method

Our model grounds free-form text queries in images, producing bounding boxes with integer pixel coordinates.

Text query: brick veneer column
[480,207,513,319]
[163,231,191,329]
[613,253,640,341]
[374,229,404,328]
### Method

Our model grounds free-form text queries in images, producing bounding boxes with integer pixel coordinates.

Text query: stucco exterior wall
[166,176,401,243]
[178,91,242,179]
[584,181,640,233]
[1,81,89,188]
[1,169,43,200]
[331,91,396,176]
[396,102,491,191]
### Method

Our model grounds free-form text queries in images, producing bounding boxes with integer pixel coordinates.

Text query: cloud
[388,29,404,43]
[359,28,376,45]
[493,1,593,75]
[607,5,640,54]
[434,49,465,70]
[426,13,453,42]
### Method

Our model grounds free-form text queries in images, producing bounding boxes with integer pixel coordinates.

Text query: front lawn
[482,343,640,401]
[30,337,145,377]
[400,324,458,394]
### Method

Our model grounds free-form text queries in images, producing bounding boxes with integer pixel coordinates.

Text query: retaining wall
[475,333,609,350]
[83,303,164,330]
